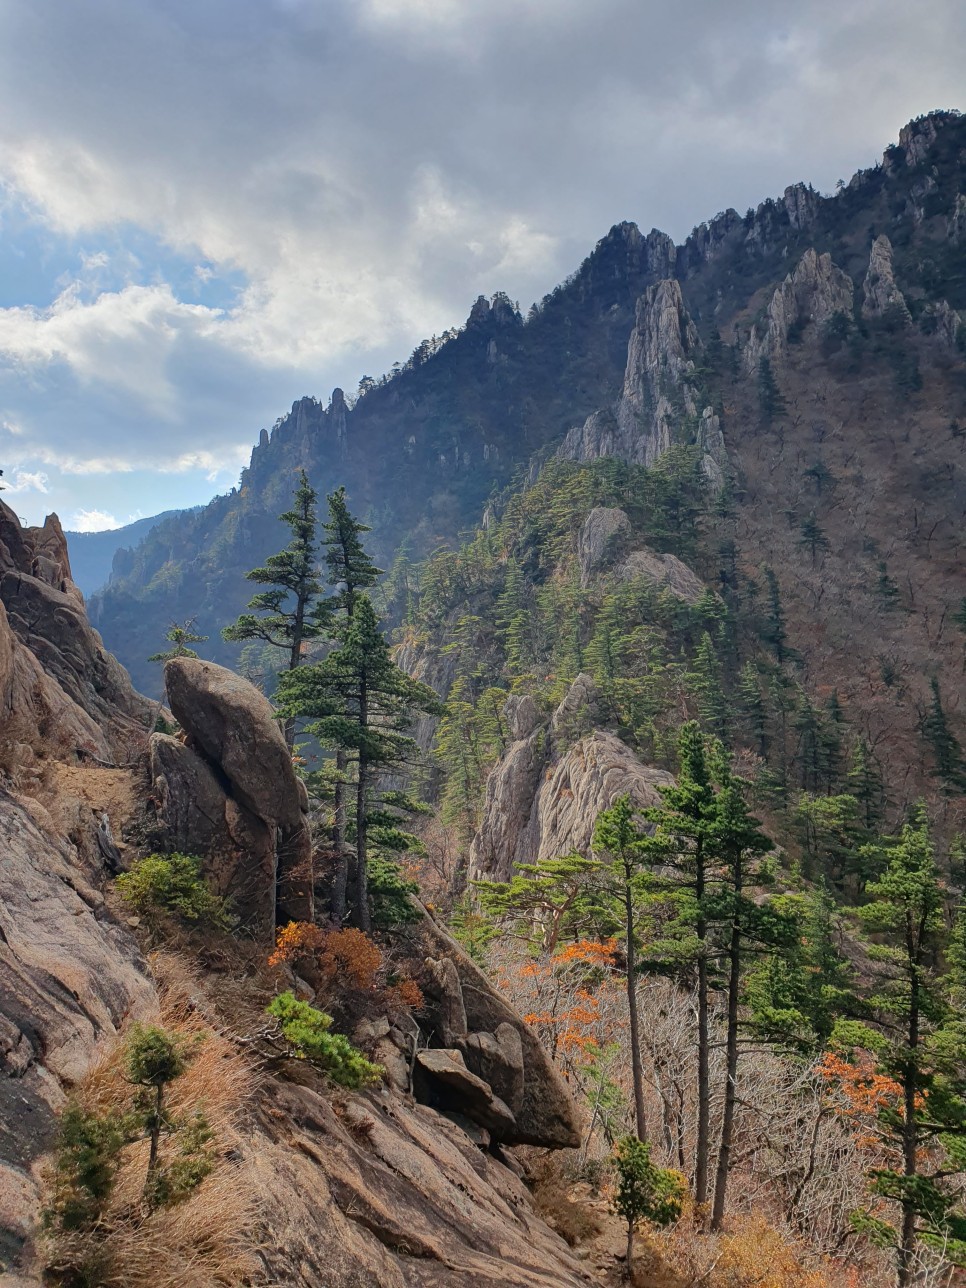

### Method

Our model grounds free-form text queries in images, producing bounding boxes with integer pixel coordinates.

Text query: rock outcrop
[617,547,707,604]
[153,657,314,931]
[0,502,152,768]
[743,248,854,371]
[0,791,155,1263]
[469,677,673,882]
[577,507,632,586]
[861,234,911,323]
[563,280,702,468]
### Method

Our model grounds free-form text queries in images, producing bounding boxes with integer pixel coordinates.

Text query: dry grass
[41,953,262,1288]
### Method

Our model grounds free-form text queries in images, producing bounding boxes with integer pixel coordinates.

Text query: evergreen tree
[475,852,609,955]
[799,512,831,565]
[148,619,208,663]
[592,797,654,1143]
[846,811,966,1284]
[319,486,383,923]
[222,471,331,736]
[848,739,886,829]
[687,632,731,741]
[736,661,768,757]
[757,356,787,422]
[761,566,787,665]
[877,561,902,611]
[922,678,966,795]
[276,595,440,931]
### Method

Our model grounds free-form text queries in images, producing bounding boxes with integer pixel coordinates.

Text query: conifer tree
[276,595,440,931]
[319,486,382,922]
[761,566,787,665]
[848,739,886,829]
[922,678,965,795]
[736,661,768,757]
[846,810,966,1285]
[687,632,731,742]
[757,356,787,422]
[799,512,831,565]
[592,797,653,1142]
[223,470,329,672]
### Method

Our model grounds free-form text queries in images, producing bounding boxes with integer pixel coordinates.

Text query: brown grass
[41,953,262,1288]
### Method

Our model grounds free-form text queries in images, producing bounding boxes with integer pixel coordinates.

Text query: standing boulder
[159,658,313,931]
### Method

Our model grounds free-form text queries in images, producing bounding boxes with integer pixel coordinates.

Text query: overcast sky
[0,0,962,531]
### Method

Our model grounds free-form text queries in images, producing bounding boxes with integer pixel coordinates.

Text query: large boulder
[414,1049,516,1137]
[164,658,302,829]
[159,659,313,930]
[419,912,581,1149]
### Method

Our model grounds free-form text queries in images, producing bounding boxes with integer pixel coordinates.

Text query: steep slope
[91,110,966,696]
[65,510,197,597]
[0,501,596,1288]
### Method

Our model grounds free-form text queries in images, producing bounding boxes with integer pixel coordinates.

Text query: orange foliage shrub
[268,920,326,968]
[317,928,382,989]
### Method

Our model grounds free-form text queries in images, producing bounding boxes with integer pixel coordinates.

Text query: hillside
[91,110,966,697]
[65,510,196,597]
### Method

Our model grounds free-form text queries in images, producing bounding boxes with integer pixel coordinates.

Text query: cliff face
[0,500,591,1287]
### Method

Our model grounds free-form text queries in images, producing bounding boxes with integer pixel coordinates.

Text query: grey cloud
[0,0,963,501]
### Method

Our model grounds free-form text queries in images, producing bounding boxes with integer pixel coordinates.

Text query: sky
[0,0,963,532]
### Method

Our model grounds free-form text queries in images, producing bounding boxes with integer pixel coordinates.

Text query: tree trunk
[624,862,648,1142]
[144,1083,163,1205]
[355,679,370,933]
[283,595,306,748]
[711,852,742,1231]
[896,954,920,1288]
[695,839,710,1212]
[330,750,348,926]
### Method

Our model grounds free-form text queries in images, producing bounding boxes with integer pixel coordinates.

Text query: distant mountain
[89,110,966,702]
[66,510,196,596]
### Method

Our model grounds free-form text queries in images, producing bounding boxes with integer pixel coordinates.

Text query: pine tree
[320,487,382,923]
[706,762,777,1230]
[736,661,768,757]
[799,512,831,565]
[592,797,653,1143]
[148,619,208,663]
[757,356,787,423]
[761,566,787,665]
[687,632,731,741]
[877,561,902,611]
[847,810,966,1284]
[848,739,886,829]
[276,596,440,931]
[223,471,331,746]
[922,678,965,795]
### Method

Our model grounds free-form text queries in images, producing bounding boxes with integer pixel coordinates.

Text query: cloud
[70,507,118,532]
[0,0,962,518]
[5,468,49,493]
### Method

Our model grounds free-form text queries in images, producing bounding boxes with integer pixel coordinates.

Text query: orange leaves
[817,1051,905,1122]
[318,927,382,990]
[551,937,618,969]
[268,920,325,968]
[268,922,422,1016]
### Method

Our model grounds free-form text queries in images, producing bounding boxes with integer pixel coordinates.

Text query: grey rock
[504,693,538,742]
[414,1049,516,1136]
[354,1016,391,1045]
[744,248,854,371]
[862,235,911,323]
[616,547,707,604]
[163,658,313,929]
[458,1024,525,1115]
[577,507,632,586]
[424,956,468,1046]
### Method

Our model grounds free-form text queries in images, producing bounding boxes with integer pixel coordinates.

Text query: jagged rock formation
[743,248,854,371]
[0,502,152,768]
[577,507,632,585]
[862,234,911,322]
[562,279,705,468]
[469,677,674,882]
[91,112,966,699]
[152,657,314,932]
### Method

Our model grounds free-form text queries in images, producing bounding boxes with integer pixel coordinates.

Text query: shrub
[266,992,382,1089]
[612,1136,686,1262]
[42,1104,127,1234]
[115,853,231,936]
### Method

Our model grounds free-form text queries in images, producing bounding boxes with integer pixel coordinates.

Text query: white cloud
[0,0,961,519]
[71,507,118,532]
[5,468,49,493]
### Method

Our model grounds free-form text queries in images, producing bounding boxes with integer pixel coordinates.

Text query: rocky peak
[743,247,854,371]
[862,234,911,323]
[561,279,701,468]
[783,182,821,231]
[893,110,961,170]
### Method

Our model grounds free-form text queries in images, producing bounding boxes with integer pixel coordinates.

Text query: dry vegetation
[40,953,260,1288]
